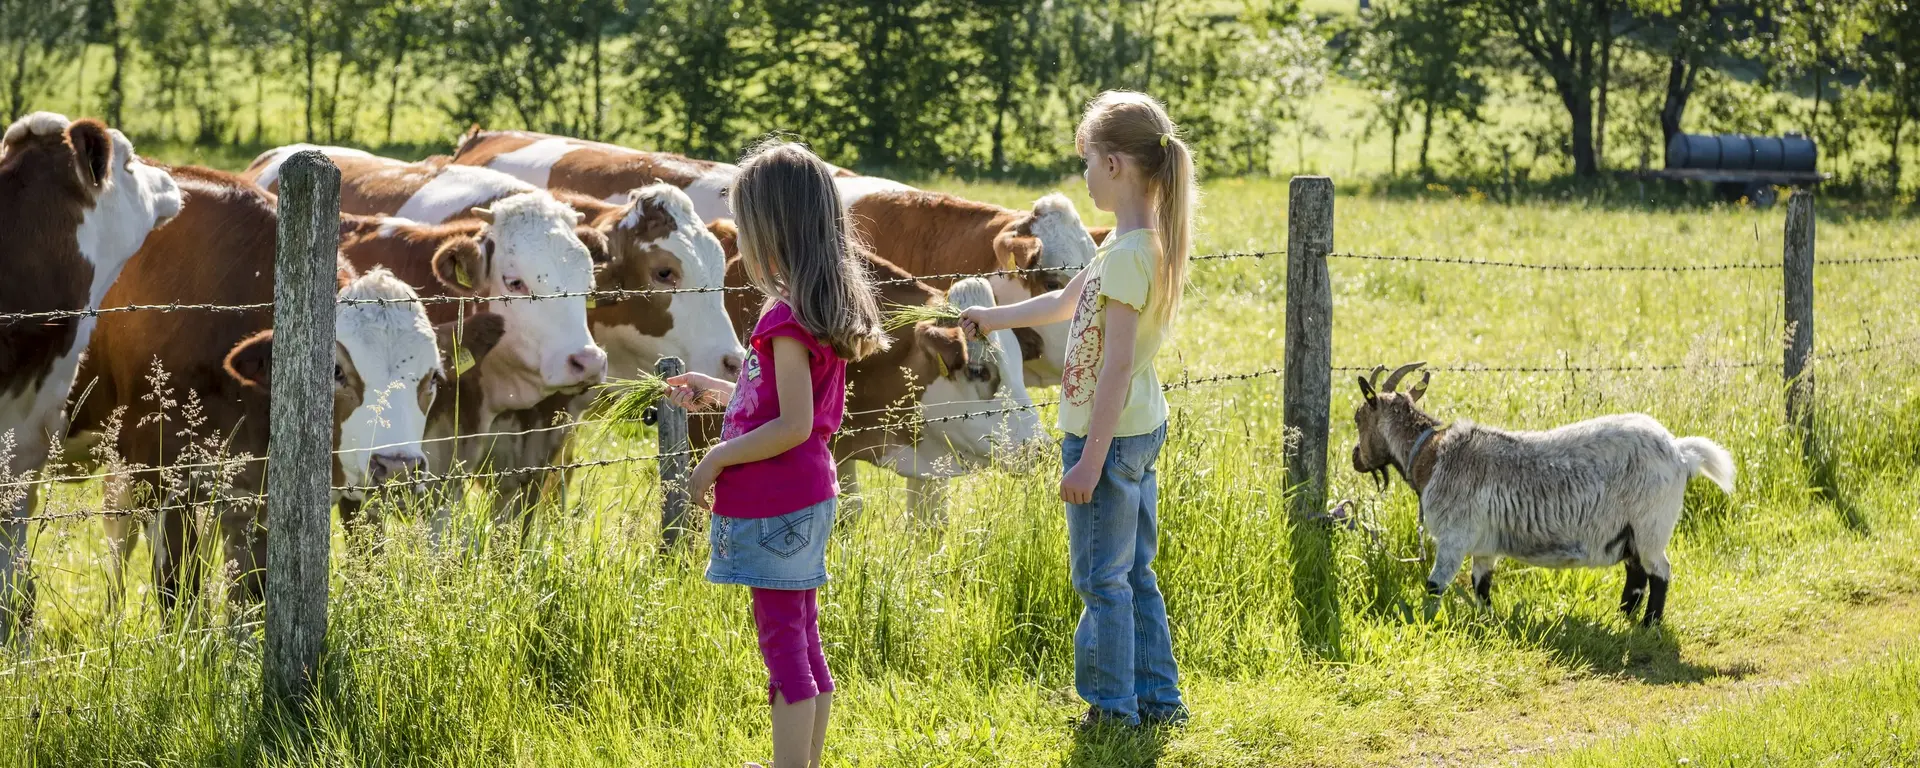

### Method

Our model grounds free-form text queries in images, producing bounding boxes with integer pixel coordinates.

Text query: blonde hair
[732,140,890,361]
[1075,90,1198,324]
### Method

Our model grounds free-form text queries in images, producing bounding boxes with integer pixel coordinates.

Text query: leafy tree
[0,0,86,121]
[1355,0,1487,177]
[1857,0,1919,188]
[1475,0,1611,175]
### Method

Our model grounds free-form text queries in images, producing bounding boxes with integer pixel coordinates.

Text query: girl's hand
[959,307,996,339]
[1060,459,1102,505]
[688,453,721,510]
[666,372,733,411]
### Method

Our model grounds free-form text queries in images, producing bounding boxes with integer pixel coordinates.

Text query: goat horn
[1381,361,1427,392]
[1368,365,1389,391]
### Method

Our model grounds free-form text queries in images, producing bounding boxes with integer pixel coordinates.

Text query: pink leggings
[752,588,833,704]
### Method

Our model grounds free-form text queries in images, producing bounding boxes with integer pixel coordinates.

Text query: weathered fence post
[1283,175,1342,660]
[1783,190,1815,434]
[264,151,339,721]
[656,356,692,548]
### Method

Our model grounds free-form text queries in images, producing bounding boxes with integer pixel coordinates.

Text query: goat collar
[1408,427,1439,470]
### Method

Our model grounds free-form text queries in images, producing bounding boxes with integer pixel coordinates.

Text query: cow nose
[370,453,425,484]
[566,346,608,384]
[722,352,744,377]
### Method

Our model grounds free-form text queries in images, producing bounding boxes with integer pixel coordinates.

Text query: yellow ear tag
[453,347,476,376]
[454,262,473,289]
[585,297,598,309]
[934,350,951,378]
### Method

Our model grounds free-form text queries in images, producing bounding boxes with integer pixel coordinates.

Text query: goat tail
[1675,436,1736,494]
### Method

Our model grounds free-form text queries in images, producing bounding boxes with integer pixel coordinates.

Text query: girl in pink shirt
[666,140,889,768]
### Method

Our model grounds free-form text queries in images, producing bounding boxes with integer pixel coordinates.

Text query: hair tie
[1158,133,1171,148]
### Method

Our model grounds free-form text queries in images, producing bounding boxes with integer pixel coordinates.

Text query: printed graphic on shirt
[1060,275,1104,407]
[721,348,762,440]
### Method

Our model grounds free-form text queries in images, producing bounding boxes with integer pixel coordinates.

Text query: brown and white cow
[336,191,605,537]
[0,113,181,640]
[692,256,1044,516]
[247,145,745,380]
[451,128,740,223]
[64,166,451,611]
[842,189,1098,388]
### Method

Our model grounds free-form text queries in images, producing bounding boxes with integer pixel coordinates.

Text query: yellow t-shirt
[1056,228,1169,438]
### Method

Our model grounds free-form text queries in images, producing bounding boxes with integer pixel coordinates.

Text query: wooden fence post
[1783,189,1815,436]
[264,151,339,720]
[656,356,692,548]
[1283,175,1342,660]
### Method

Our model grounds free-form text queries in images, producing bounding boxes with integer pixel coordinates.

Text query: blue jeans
[706,499,835,590]
[1062,422,1182,723]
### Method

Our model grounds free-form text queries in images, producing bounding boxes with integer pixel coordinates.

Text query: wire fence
[5,168,1915,723]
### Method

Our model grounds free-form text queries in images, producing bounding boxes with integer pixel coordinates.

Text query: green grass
[4,177,1919,766]
[1544,643,1920,767]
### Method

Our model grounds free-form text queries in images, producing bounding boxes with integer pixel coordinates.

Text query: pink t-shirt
[712,301,845,519]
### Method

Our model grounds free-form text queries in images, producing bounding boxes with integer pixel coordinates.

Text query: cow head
[586,183,745,380]
[223,269,451,498]
[3,113,182,303]
[990,193,1096,387]
[910,278,1047,474]
[430,191,606,402]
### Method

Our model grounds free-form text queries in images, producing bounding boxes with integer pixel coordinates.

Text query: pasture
[5,165,1920,767]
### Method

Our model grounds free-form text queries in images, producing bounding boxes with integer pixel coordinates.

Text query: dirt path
[1381,595,1920,766]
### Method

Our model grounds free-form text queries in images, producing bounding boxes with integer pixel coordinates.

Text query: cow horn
[1381,361,1426,392]
[1368,365,1389,391]
[469,206,494,223]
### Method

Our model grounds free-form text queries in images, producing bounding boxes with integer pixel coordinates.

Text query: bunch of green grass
[587,374,671,438]
[881,301,965,332]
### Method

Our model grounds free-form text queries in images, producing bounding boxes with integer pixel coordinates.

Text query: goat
[1350,362,1735,626]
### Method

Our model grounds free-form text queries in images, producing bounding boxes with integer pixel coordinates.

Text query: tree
[1356,0,1487,176]
[1477,0,1611,175]
[0,0,85,121]
[1859,0,1920,189]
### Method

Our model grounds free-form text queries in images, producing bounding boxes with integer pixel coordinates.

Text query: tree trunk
[1563,82,1598,176]
[591,22,602,140]
[107,10,123,127]
[990,10,1013,172]
[1390,106,1401,177]
[1142,0,1163,91]
[1419,98,1435,176]
[385,19,407,145]
[326,51,344,143]
[304,1,316,143]
[1596,1,1613,170]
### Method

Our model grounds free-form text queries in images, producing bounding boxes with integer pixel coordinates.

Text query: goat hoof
[1425,581,1445,597]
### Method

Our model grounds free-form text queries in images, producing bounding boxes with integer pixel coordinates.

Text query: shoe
[1072,706,1140,731]
[1141,704,1191,727]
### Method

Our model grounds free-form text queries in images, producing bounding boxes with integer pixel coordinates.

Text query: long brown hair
[732,140,889,361]
[1075,90,1198,324]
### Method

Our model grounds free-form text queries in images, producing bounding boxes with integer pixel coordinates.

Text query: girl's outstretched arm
[960,268,1089,336]
[1061,300,1138,504]
[687,336,815,508]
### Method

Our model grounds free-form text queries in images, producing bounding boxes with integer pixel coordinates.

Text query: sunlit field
[6,168,1918,766]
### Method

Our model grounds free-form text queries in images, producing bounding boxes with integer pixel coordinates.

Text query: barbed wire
[1331,359,1776,374]
[1328,252,1779,272]
[1817,254,1920,266]
[1820,332,1920,359]
[0,621,264,677]
[0,301,274,323]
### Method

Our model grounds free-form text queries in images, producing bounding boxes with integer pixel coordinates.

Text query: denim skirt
[706,498,835,590]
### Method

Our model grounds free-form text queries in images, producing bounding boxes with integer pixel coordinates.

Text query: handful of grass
[590,373,671,428]
[882,302,965,333]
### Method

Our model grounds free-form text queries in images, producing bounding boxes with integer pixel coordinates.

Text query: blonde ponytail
[1076,90,1198,325]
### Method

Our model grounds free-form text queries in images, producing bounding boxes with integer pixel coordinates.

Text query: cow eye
[505,277,529,295]
[966,363,993,382]
[334,364,347,386]
[653,267,677,285]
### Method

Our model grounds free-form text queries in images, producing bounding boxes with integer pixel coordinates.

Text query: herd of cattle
[0,113,1115,635]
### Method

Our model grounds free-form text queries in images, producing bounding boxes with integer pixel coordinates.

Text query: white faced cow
[0,113,180,640]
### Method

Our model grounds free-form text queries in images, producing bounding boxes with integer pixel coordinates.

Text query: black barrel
[1782,132,1817,171]
[1750,136,1785,170]
[1716,135,1754,170]
[1666,133,1723,169]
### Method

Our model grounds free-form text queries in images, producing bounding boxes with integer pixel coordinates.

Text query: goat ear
[1357,375,1377,406]
[1407,371,1430,403]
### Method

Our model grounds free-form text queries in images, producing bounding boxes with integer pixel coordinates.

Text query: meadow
[4,163,1919,766]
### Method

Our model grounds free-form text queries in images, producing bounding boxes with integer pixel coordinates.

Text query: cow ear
[1011,327,1043,362]
[707,218,739,259]
[576,225,611,265]
[436,313,506,378]
[620,194,675,241]
[225,330,275,390]
[916,322,967,380]
[66,119,113,190]
[1087,226,1112,246]
[431,237,485,296]
[992,226,1041,271]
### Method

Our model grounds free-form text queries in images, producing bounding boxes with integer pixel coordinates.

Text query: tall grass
[4,179,1918,766]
